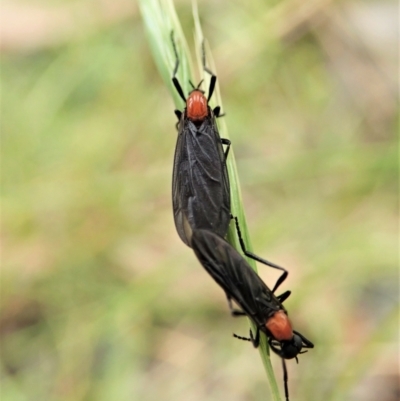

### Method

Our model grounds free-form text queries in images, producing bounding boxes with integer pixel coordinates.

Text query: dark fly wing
[172,115,230,247]
[172,116,193,246]
[191,229,281,326]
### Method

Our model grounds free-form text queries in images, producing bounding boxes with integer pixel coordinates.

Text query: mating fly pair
[170,32,313,401]
[170,33,287,291]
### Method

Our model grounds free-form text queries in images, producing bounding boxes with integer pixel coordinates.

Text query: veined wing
[172,117,230,246]
[191,229,281,324]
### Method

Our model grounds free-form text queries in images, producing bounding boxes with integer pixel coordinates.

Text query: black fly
[171,33,231,247]
[170,33,288,291]
[191,228,314,401]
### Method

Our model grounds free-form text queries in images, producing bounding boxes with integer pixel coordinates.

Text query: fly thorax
[186,90,208,122]
[265,310,293,341]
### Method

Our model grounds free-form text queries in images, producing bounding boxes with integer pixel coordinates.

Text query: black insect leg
[213,106,226,120]
[201,41,217,102]
[293,330,314,349]
[232,216,288,294]
[233,327,260,348]
[276,290,291,303]
[173,110,182,130]
[172,76,186,103]
[269,339,284,357]
[170,31,186,103]
[282,359,290,401]
[226,296,246,317]
[250,327,260,347]
[221,138,231,160]
[206,74,216,102]
[233,333,252,342]
[229,298,251,343]
[212,104,230,158]
[227,297,261,347]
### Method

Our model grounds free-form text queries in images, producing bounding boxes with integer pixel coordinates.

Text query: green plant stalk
[139,1,282,400]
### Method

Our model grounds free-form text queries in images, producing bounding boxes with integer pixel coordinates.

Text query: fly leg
[226,296,246,317]
[276,290,291,303]
[232,215,288,293]
[227,296,256,343]
[201,41,216,102]
[201,40,225,119]
[250,328,260,348]
[174,110,182,120]
[226,297,262,348]
[170,31,186,103]
[213,106,225,119]
[293,330,314,349]
[282,359,290,401]
[221,138,231,160]
[174,110,182,130]
[233,327,260,348]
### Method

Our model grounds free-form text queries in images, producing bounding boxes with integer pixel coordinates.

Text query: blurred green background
[1,1,398,400]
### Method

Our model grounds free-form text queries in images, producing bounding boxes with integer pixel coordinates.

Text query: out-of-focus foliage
[1,1,398,401]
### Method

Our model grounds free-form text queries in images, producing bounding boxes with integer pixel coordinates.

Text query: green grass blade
[139,1,282,400]
[138,0,193,107]
[192,5,282,399]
